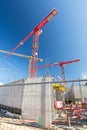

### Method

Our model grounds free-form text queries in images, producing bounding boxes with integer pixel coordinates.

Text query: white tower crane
[0,50,43,78]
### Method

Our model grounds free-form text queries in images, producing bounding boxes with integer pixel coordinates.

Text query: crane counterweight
[34,8,58,32]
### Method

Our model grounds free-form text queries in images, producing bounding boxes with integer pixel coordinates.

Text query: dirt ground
[0,112,87,130]
[0,112,43,130]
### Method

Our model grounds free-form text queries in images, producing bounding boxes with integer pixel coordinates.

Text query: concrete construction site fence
[0,76,87,129]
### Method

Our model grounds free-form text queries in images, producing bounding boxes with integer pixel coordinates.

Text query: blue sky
[0,0,87,84]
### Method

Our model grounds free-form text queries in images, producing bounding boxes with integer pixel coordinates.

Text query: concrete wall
[21,77,42,119]
[0,79,24,109]
[0,76,56,128]
[67,85,87,102]
[40,76,55,128]
[21,76,55,128]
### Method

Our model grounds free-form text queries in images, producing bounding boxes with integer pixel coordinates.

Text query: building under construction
[65,83,87,103]
[0,76,56,128]
[0,9,58,128]
[0,7,86,129]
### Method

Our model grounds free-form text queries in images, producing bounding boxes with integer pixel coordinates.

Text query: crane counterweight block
[45,8,58,21]
[34,8,58,32]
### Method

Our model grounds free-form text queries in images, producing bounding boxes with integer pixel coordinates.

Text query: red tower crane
[5,9,58,77]
[36,59,80,84]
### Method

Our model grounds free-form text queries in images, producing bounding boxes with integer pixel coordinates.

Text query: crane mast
[30,29,42,77]
[60,65,65,82]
